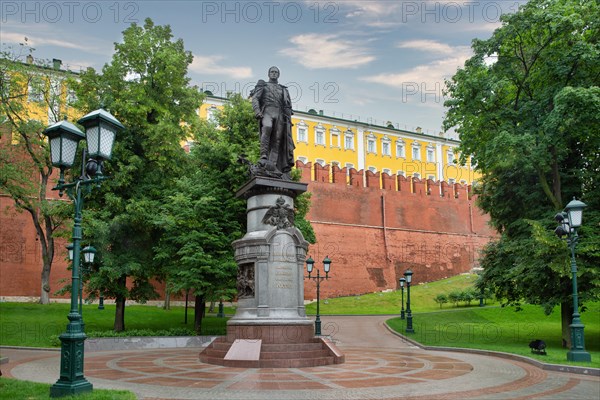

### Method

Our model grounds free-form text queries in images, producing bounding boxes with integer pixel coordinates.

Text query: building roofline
[202,93,459,143]
[5,59,81,76]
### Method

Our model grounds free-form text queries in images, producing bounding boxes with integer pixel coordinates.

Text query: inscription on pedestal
[274,265,293,289]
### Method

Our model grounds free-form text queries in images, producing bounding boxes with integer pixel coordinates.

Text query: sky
[1,0,528,135]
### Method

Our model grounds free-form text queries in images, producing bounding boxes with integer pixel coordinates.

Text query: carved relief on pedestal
[237,263,255,298]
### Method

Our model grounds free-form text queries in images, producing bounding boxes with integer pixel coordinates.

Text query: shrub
[433,294,449,309]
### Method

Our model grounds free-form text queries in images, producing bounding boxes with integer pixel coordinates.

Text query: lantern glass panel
[98,124,116,159]
[86,126,99,156]
[306,258,314,273]
[62,137,79,167]
[324,259,331,273]
[49,136,62,165]
[561,215,570,233]
[568,209,583,228]
[83,249,95,264]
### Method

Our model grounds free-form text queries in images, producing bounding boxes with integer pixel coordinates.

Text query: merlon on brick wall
[296,161,473,200]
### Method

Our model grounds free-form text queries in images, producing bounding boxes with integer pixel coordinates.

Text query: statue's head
[268,66,280,80]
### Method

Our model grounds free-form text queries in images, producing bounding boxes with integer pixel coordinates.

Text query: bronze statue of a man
[251,66,294,180]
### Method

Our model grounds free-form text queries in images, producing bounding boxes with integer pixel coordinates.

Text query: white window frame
[297,156,308,164]
[397,170,406,177]
[396,140,406,158]
[368,166,377,173]
[315,158,326,166]
[412,142,421,160]
[426,146,435,162]
[28,76,44,103]
[381,135,391,156]
[427,175,436,181]
[207,105,218,124]
[366,133,377,154]
[0,73,10,99]
[413,172,421,179]
[383,168,391,175]
[447,149,455,165]
[296,120,308,143]
[315,124,325,146]
[344,130,355,150]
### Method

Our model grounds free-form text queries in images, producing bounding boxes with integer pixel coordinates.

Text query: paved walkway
[2,316,599,399]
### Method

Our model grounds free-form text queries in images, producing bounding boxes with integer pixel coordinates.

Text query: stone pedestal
[200,177,344,367]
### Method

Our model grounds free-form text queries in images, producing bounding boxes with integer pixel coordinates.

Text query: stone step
[199,355,335,368]
[260,349,331,360]
[260,342,325,352]
[202,348,229,358]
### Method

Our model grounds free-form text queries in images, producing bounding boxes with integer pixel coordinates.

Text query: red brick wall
[0,159,496,302]
[300,162,496,300]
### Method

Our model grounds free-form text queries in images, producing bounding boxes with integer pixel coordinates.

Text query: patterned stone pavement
[2,316,599,399]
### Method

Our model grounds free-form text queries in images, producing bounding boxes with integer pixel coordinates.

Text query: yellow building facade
[200,95,478,187]
[1,58,81,143]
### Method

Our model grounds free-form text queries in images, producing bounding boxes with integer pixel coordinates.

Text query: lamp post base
[567,321,591,362]
[567,350,591,362]
[50,380,93,398]
[50,329,92,398]
[400,311,405,320]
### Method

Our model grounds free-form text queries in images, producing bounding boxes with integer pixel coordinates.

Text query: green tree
[434,293,449,309]
[448,290,462,307]
[0,41,73,304]
[443,0,600,346]
[72,19,202,331]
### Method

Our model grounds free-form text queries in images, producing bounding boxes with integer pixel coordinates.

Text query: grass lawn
[387,303,600,368]
[0,377,136,399]
[0,302,230,348]
[305,273,489,315]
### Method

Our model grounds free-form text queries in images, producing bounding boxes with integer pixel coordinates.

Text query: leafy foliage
[443,0,600,344]
[72,19,203,331]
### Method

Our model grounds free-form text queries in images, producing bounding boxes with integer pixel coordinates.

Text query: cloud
[1,31,90,51]
[396,40,457,55]
[189,54,252,79]
[280,34,375,69]
[361,46,472,92]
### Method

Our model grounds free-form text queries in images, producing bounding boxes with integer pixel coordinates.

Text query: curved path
[3,316,599,399]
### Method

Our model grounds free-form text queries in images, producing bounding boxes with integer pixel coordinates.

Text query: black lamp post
[305,255,331,336]
[44,109,123,397]
[399,277,406,319]
[404,270,414,333]
[554,198,591,363]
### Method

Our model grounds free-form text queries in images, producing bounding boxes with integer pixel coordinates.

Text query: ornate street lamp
[44,109,123,397]
[305,255,332,336]
[399,277,406,319]
[554,198,591,363]
[404,270,414,334]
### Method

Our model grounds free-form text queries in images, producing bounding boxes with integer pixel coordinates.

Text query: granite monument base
[200,177,344,367]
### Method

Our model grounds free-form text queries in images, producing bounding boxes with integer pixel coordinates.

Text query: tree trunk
[114,276,128,332]
[194,295,205,334]
[40,261,51,304]
[561,301,573,348]
[163,290,171,310]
